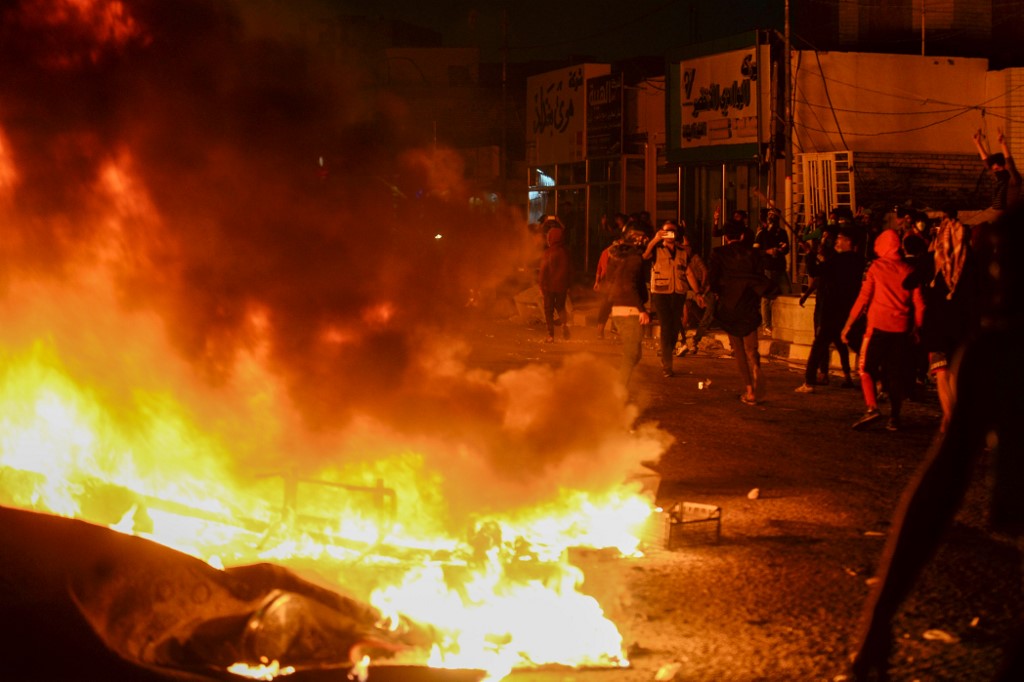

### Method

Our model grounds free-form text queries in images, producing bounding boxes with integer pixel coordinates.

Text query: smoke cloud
[0,0,668,521]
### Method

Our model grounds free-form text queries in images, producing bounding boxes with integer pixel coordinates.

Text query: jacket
[845,230,925,334]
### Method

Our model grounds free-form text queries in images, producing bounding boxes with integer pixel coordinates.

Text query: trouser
[596,295,613,327]
[543,291,568,336]
[760,270,792,328]
[614,314,644,386]
[728,330,765,398]
[858,329,913,418]
[694,292,717,345]
[805,319,851,384]
[652,293,686,370]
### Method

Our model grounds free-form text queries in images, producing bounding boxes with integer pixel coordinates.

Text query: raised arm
[973,129,990,161]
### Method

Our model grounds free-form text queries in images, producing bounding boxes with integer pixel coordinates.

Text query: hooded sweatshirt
[539,226,571,293]
[846,229,925,334]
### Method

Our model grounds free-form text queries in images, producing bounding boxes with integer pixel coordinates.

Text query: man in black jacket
[795,226,865,392]
[603,226,651,387]
[708,222,772,405]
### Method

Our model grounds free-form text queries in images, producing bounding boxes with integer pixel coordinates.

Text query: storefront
[665,31,783,254]
[526,65,662,277]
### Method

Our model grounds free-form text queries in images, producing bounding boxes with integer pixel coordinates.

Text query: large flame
[0,1,673,679]
[0,150,666,680]
[0,300,656,679]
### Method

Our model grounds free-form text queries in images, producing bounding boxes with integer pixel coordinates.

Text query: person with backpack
[603,225,651,387]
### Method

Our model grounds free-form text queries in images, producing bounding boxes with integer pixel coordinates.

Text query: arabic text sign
[678,47,760,149]
[527,64,610,165]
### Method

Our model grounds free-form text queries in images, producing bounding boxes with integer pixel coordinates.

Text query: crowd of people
[517,134,1023,678]
[520,129,1019,432]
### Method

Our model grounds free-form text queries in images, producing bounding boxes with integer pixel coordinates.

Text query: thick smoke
[0,0,667,519]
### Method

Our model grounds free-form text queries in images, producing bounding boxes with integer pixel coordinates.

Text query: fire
[0,284,657,679]
[0,3,669,676]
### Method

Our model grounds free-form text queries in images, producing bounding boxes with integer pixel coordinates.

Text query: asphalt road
[467,316,1022,682]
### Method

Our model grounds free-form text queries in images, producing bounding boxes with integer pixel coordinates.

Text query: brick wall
[852,151,991,212]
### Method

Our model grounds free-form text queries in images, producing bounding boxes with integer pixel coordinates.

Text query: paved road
[468,317,1022,682]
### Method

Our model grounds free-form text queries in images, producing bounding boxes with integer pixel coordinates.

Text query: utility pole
[921,1,926,56]
[501,9,508,201]
[784,0,793,226]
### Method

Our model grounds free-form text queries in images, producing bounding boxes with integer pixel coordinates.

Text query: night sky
[297,0,782,63]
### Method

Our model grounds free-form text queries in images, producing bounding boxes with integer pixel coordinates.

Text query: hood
[546,227,564,247]
[874,229,902,259]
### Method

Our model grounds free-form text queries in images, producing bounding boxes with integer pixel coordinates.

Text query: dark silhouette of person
[848,200,1024,680]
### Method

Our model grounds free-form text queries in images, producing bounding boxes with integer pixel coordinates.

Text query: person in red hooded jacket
[841,229,925,431]
[539,225,572,342]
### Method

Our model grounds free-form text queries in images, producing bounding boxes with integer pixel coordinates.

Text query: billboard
[666,37,772,163]
[586,73,623,158]
[526,63,611,165]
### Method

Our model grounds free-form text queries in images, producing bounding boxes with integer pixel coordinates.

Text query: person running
[841,229,925,431]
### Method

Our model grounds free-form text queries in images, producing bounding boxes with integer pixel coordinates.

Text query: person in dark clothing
[910,214,979,432]
[603,226,651,386]
[795,226,865,392]
[848,201,1024,682]
[708,222,773,405]
[973,128,1021,212]
[752,208,791,334]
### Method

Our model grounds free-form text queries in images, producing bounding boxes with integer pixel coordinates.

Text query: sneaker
[852,408,882,430]
[885,417,901,432]
[794,383,815,394]
[662,368,675,378]
[674,344,689,357]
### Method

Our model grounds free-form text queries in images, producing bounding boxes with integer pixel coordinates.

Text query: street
[468,314,1022,682]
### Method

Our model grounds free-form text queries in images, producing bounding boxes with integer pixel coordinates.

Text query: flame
[0,6,667,675]
[227,658,296,680]
[0,276,657,680]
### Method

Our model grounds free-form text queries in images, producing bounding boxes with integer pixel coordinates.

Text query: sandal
[740,395,758,406]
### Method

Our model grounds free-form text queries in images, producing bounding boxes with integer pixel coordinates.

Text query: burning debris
[0,1,674,679]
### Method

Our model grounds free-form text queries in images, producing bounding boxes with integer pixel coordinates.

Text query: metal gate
[794,151,855,225]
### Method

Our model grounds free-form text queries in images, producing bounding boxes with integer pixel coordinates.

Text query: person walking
[602,226,651,387]
[678,231,709,356]
[795,225,865,392]
[643,220,690,377]
[708,222,775,405]
[538,224,571,342]
[915,213,979,433]
[841,229,925,431]
[593,241,615,339]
